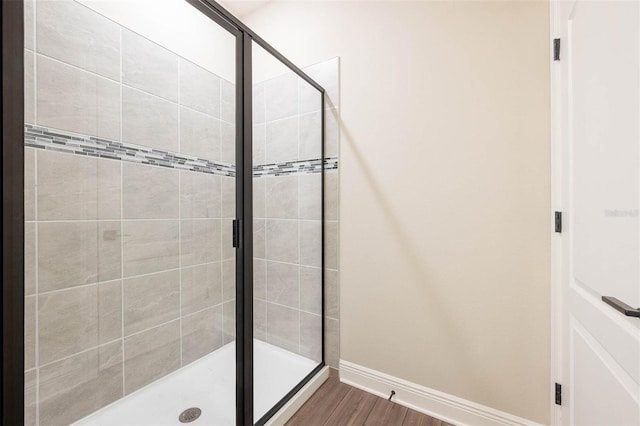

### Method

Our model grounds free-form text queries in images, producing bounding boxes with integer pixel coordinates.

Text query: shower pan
[1,0,327,424]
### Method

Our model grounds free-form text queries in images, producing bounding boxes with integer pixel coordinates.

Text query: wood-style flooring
[286,376,455,426]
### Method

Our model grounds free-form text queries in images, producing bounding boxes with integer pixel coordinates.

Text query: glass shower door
[252,41,324,423]
[23,0,238,424]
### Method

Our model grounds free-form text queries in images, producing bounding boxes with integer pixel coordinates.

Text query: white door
[554,0,640,425]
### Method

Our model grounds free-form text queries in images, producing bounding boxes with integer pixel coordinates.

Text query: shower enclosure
[1,0,326,424]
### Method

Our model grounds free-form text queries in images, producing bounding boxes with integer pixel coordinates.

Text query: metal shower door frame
[1,1,326,425]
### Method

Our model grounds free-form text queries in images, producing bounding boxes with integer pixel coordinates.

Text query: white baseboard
[339,360,542,426]
[265,366,330,426]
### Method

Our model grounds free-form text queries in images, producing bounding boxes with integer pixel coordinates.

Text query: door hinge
[232,219,240,248]
[553,38,561,61]
[555,211,562,233]
[555,383,562,405]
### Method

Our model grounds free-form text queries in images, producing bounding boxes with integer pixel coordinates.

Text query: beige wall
[243,1,551,423]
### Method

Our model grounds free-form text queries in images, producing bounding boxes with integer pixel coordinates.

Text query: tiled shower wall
[23,0,235,424]
[252,58,341,368]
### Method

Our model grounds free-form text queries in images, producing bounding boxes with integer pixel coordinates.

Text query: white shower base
[76,340,318,425]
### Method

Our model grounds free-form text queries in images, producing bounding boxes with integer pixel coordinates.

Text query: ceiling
[218,0,273,18]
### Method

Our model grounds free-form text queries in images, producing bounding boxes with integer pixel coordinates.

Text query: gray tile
[299,111,322,160]
[38,283,121,364]
[123,220,179,277]
[325,108,339,157]
[325,318,339,368]
[181,262,222,315]
[38,150,96,220]
[181,171,221,219]
[24,148,35,221]
[24,222,36,296]
[123,162,179,219]
[24,369,36,426]
[222,258,235,302]
[266,175,298,219]
[253,124,266,166]
[182,305,224,365]
[221,79,235,123]
[266,261,299,308]
[266,220,298,263]
[254,298,266,341]
[24,296,35,370]
[38,285,98,364]
[37,55,120,140]
[24,51,34,124]
[324,171,339,221]
[300,220,322,267]
[325,269,339,319]
[124,321,180,394]
[39,221,98,292]
[254,258,266,300]
[39,341,123,426]
[122,86,178,152]
[265,73,298,121]
[303,58,340,109]
[38,221,121,292]
[300,266,321,315]
[254,176,266,220]
[254,219,266,259]
[300,312,322,362]
[180,107,221,161]
[299,173,322,220]
[266,303,299,353]
[38,151,121,220]
[221,176,235,218]
[36,0,120,80]
[124,270,180,335]
[181,219,221,267]
[24,0,34,51]
[223,300,235,344]
[98,280,123,343]
[325,221,338,270]
[266,116,298,164]
[97,159,122,220]
[180,59,221,117]
[299,77,322,115]
[98,221,123,282]
[122,29,178,101]
[221,122,235,165]
[253,82,265,125]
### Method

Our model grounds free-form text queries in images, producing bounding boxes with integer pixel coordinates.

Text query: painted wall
[243,1,551,423]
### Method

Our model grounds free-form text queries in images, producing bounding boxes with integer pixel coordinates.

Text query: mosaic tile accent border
[24,124,236,176]
[24,124,338,177]
[253,157,338,177]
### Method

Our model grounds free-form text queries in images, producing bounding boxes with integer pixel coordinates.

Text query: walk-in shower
[3,0,330,424]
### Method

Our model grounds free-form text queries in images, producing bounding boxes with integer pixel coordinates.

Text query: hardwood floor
[286,376,454,426]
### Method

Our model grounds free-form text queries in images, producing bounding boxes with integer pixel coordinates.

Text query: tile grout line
[297,80,302,356]
[32,0,40,421]
[34,261,226,297]
[33,151,40,426]
[218,77,225,346]
[178,56,183,368]
[263,83,269,345]
[119,25,126,398]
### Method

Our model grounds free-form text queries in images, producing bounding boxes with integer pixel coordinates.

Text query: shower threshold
[75,340,318,425]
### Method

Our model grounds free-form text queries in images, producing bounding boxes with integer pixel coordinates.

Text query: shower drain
[179,407,202,423]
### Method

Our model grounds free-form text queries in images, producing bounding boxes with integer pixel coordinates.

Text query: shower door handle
[602,296,640,318]
[232,219,240,248]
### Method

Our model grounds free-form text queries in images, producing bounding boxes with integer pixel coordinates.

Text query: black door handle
[602,296,640,318]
